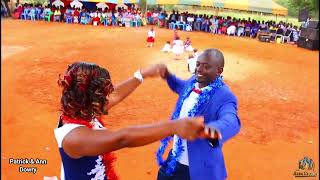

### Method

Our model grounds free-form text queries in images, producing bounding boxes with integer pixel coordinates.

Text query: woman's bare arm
[62,117,205,159]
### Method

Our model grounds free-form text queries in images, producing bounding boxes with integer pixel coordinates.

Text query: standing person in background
[146,27,156,48]
[172,36,184,60]
[146,9,152,24]
[1,0,10,17]
[167,10,177,29]
[187,49,199,74]
[303,17,311,28]
[173,29,179,40]
[291,25,299,44]
[184,37,194,52]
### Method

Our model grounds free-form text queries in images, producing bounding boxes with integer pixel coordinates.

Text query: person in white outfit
[227,25,236,36]
[172,36,184,60]
[184,37,193,52]
[187,49,199,74]
[161,41,172,52]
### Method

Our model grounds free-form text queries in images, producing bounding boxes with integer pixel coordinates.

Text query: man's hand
[140,63,169,79]
[157,63,169,79]
[199,126,222,140]
[174,116,205,141]
[140,64,161,78]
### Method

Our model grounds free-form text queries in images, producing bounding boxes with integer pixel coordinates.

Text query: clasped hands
[177,116,222,141]
[140,63,169,79]
[139,64,221,141]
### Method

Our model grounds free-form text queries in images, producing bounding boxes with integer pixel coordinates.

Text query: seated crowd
[11,4,301,44]
[12,3,146,27]
[146,9,301,44]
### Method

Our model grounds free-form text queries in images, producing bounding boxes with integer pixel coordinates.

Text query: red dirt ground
[1,19,319,180]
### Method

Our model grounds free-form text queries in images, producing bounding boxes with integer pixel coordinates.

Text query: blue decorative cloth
[156,75,224,176]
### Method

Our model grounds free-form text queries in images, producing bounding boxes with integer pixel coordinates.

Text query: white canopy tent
[96,2,109,11]
[70,0,83,9]
[116,3,127,9]
[52,0,64,7]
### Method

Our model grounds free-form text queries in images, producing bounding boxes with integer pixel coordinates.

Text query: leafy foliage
[275,0,319,19]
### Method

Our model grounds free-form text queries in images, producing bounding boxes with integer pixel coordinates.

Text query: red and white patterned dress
[146,30,155,43]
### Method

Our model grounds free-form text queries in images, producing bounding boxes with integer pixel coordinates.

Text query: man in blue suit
[156,48,241,180]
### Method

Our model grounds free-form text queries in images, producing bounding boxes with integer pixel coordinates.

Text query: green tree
[275,0,318,19]
[289,0,318,19]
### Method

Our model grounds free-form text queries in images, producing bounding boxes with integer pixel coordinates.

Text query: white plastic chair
[227,25,236,36]
[281,29,292,43]
[186,24,192,31]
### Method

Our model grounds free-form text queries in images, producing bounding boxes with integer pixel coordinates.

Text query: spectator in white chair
[28,5,36,21]
[105,9,112,25]
[227,23,236,36]
[53,7,61,22]
[237,20,245,36]
[64,6,73,23]
[113,10,119,26]
[73,8,80,24]
[187,14,194,27]
[201,16,210,32]
[176,13,186,30]
[291,25,299,44]
[186,24,192,31]
[209,16,216,34]
[134,12,141,27]
[152,11,159,25]
[92,10,100,26]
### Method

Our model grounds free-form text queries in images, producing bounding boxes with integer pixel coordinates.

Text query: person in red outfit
[92,10,100,26]
[72,8,80,23]
[13,4,23,19]
[146,27,156,47]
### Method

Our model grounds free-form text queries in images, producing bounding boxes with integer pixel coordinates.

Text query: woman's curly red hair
[58,62,114,121]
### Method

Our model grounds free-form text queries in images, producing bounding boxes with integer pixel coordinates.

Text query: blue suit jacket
[166,74,241,180]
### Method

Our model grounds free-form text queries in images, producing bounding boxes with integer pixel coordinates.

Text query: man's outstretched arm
[107,64,162,110]
[205,96,241,145]
[158,64,187,94]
